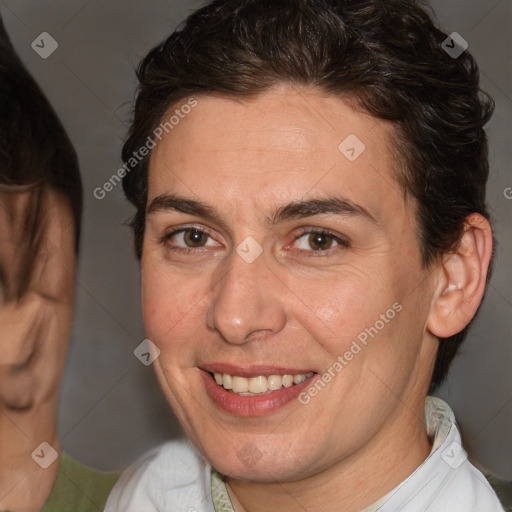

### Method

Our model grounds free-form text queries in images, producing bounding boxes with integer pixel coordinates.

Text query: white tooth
[293,374,306,384]
[248,376,268,394]
[267,375,283,390]
[282,374,293,387]
[232,376,249,393]
[223,374,233,390]
[214,373,223,385]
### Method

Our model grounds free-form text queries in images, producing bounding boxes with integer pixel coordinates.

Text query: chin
[195,434,316,483]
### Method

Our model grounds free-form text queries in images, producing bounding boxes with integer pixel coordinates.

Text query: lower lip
[200,370,318,417]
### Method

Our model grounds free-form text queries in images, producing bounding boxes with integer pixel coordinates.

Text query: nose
[205,248,287,345]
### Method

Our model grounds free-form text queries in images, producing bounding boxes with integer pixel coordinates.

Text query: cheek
[141,261,206,347]
[291,265,396,350]
[141,272,178,341]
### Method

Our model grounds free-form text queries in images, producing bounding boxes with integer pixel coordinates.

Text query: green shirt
[1,452,120,512]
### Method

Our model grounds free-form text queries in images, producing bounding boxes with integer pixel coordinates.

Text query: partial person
[106,0,508,510]
[0,15,119,512]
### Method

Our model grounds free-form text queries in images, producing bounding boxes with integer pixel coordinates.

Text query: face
[0,187,75,411]
[142,86,439,482]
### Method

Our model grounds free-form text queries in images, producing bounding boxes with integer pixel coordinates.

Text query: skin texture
[141,85,493,512]
[0,188,75,512]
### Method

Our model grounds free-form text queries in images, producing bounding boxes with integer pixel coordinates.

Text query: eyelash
[159,224,350,257]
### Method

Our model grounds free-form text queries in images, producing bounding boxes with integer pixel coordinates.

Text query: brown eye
[308,232,335,251]
[183,228,209,247]
[292,229,349,255]
[161,226,219,253]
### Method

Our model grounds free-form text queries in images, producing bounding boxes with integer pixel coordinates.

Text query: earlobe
[427,213,493,339]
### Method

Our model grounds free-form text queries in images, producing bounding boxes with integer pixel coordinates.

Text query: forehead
[147,86,407,228]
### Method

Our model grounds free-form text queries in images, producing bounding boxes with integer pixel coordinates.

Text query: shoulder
[471,466,512,512]
[433,458,506,511]
[104,438,214,512]
[59,452,120,486]
[41,452,120,511]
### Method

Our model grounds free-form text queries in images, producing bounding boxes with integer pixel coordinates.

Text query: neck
[226,402,432,512]
[0,401,60,512]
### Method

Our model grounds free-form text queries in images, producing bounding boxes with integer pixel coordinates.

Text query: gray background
[1,0,510,478]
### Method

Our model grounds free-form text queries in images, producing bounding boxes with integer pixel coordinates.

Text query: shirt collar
[211,467,234,512]
[210,396,456,512]
[361,396,456,511]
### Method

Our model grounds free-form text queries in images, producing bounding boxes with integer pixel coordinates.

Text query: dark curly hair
[121,0,495,392]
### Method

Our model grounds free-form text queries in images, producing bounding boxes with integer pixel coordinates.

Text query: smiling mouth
[210,371,315,396]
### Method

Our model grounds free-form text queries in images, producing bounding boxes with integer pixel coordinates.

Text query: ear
[427,213,493,338]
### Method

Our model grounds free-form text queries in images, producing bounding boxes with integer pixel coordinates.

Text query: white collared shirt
[104,397,505,511]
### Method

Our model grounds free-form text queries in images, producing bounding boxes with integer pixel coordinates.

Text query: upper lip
[201,363,316,378]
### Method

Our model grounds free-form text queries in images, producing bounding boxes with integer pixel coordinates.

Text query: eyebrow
[146,193,379,230]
